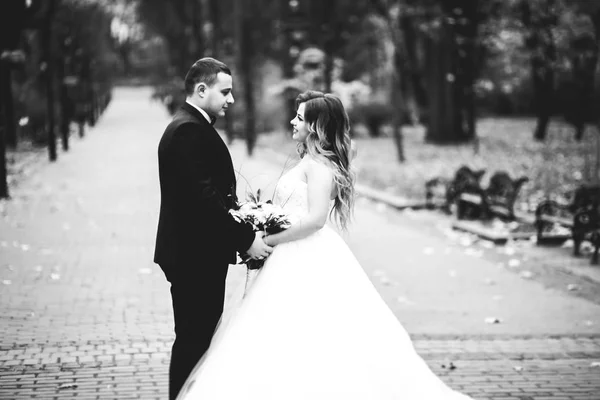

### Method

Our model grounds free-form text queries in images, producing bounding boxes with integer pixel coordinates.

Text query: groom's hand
[246,231,273,260]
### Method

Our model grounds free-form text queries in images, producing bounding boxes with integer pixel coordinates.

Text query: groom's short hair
[184,57,231,95]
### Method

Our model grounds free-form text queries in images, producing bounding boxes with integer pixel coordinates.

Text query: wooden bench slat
[459,193,482,204]
[488,205,511,217]
[537,214,573,227]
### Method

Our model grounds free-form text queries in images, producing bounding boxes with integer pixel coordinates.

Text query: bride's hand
[247,231,273,260]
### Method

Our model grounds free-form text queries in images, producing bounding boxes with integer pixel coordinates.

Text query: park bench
[457,171,529,221]
[426,166,529,221]
[535,184,600,264]
[425,166,486,215]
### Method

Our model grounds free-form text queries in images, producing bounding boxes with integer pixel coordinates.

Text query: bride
[177,91,473,399]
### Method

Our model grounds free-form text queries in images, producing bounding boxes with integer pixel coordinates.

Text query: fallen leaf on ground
[58,383,78,390]
[375,203,387,212]
[379,276,394,286]
[464,248,483,257]
[441,361,457,370]
[519,271,534,279]
[479,240,496,249]
[396,296,416,305]
[567,284,580,291]
[508,259,521,268]
[442,228,461,240]
[459,237,473,247]
[484,317,502,324]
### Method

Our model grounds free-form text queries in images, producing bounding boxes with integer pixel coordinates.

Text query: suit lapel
[180,103,237,202]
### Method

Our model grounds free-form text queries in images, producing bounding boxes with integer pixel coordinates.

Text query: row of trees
[123,0,600,160]
[0,0,118,198]
[363,0,599,159]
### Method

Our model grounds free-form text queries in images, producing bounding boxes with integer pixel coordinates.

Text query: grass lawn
[256,117,598,213]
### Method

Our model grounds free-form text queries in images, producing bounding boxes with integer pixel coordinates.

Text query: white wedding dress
[178,173,473,400]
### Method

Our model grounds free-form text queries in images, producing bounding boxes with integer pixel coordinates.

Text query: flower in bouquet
[229,189,292,270]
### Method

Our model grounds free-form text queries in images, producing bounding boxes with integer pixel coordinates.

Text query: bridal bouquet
[229,189,291,270]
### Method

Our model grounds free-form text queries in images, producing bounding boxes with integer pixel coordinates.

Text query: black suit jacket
[154,103,255,275]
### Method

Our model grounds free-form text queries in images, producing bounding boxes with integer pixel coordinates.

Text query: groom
[154,57,273,400]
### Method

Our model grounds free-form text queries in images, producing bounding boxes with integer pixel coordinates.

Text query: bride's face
[290,102,309,143]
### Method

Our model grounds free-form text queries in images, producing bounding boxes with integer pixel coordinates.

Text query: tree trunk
[399,13,428,117]
[0,83,8,197]
[520,0,557,141]
[43,0,57,161]
[564,8,599,141]
[190,0,205,60]
[57,47,69,151]
[425,24,467,143]
[531,45,555,141]
[425,3,475,144]
[0,123,7,198]
[322,0,335,93]
[209,0,234,144]
[0,0,28,154]
[459,0,479,151]
[80,57,95,128]
[324,47,334,93]
[118,43,131,77]
[238,1,256,156]
[209,0,221,57]
[388,14,406,162]
[391,73,405,163]
[0,64,16,149]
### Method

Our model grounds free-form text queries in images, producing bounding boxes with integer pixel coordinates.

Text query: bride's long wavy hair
[295,90,355,230]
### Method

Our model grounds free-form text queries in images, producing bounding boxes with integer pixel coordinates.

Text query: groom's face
[198,72,234,118]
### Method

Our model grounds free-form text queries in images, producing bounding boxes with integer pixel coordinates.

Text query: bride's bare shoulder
[303,156,333,175]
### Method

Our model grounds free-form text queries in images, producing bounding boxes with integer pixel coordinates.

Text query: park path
[0,87,599,399]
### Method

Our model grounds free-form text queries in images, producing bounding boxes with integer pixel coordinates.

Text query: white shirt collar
[185,100,212,124]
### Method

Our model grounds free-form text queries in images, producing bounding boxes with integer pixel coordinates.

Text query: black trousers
[165,263,229,400]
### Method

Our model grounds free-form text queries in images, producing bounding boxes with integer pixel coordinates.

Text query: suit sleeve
[171,124,255,253]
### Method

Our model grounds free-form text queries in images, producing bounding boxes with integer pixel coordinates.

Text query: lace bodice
[273,174,309,224]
